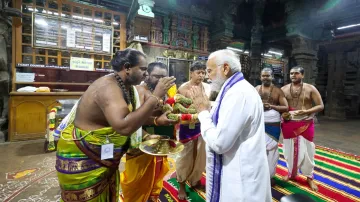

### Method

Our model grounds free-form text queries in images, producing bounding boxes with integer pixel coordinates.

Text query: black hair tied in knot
[110,48,146,72]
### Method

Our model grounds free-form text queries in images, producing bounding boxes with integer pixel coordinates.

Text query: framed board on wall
[32,13,114,55]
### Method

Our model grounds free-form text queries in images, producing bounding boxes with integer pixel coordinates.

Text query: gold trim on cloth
[56,156,101,174]
[61,175,113,201]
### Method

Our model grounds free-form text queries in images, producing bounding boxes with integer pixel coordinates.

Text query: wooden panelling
[9,95,80,141]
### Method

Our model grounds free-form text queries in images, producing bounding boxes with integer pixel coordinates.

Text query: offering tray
[139,139,184,156]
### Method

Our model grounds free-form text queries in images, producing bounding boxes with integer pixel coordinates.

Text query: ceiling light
[337,24,360,30]
[268,51,283,56]
[226,47,243,52]
[94,19,104,23]
[262,54,272,57]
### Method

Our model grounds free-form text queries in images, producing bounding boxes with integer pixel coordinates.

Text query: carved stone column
[285,0,319,85]
[192,25,199,50]
[290,37,318,85]
[249,0,265,86]
[162,16,170,45]
[208,0,238,51]
[209,11,234,51]
[170,14,177,46]
[150,18,156,43]
[127,20,135,43]
[200,26,209,52]
[0,19,10,142]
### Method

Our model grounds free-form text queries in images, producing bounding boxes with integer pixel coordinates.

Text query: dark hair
[190,61,206,72]
[111,48,146,72]
[148,62,168,74]
[290,66,305,74]
[261,67,273,75]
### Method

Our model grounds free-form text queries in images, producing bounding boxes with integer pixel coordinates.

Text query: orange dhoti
[120,153,169,202]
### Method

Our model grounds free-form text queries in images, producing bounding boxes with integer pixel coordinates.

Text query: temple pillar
[200,26,209,52]
[209,1,236,51]
[285,0,319,85]
[209,14,233,51]
[249,0,265,86]
[0,17,10,142]
[290,37,318,85]
[210,35,232,51]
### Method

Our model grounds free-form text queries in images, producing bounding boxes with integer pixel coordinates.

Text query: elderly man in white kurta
[189,49,272,202]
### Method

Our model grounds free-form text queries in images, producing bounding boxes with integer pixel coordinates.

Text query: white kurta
[198,78,272,202]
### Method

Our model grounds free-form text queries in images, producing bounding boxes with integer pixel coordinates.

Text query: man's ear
[123,62,131,70]
[223,63,231,76]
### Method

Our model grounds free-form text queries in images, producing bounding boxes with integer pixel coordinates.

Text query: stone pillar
[209,13,234,51]
[290,37,318,85]
[162,16,170,45]
[209,1,236,52]
[249,0,265,86]
[284,0,319,85]
[200,26,209,52]
[150,18,156,43]
[0,20,10,142]
[210,35,233,51]
[192,25,199,50]
[127,20,135,43]
[249,24,263,86]
[170,14,177,46]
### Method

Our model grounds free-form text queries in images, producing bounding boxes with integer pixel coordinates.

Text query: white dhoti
[283,136,315,178]
[266,135,279,177]
[281,113,316,179]
[264,109,281,178]
[175,136,206,185]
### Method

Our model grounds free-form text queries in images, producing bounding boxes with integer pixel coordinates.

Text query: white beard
[210,76,226,93]
[209,75,226,101]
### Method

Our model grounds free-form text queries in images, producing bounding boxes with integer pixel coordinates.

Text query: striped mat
[158,144,360,202]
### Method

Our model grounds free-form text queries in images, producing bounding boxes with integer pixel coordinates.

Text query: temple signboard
[70,57,95,71]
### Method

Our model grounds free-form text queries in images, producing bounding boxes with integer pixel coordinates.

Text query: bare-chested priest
[55,48,176,201]
[255,68,288,186]
[176,61,210,200]
[281,66,324,191]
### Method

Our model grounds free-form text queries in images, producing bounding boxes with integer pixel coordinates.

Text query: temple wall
[316,37,360,119]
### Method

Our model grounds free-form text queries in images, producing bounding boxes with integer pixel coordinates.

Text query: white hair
[208,49,241,73]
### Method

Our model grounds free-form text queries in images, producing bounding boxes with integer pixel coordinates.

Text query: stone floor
[0,117,359,202]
